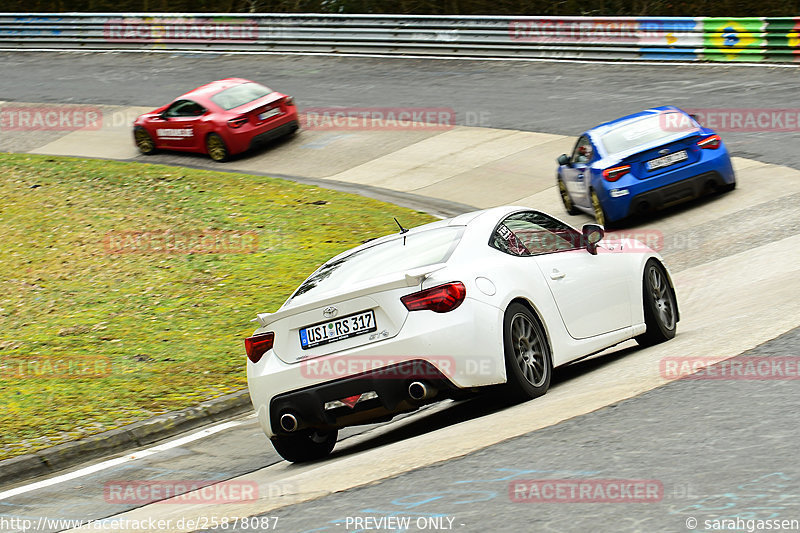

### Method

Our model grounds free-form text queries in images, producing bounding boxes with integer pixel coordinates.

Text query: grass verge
[0,153,435,460]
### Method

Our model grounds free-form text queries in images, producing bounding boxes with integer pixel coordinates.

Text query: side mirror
[582,223,605,255]
[158,113,169,120]
[688,113,700,125]
[557,154,570,166]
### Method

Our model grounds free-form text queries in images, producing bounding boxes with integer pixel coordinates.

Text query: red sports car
[133,78,299,162]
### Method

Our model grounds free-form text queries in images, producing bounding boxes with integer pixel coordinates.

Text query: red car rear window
[211,82,272,110]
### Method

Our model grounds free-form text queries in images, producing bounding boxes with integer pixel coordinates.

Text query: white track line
[0,418,249,501]
[1,48,797,68]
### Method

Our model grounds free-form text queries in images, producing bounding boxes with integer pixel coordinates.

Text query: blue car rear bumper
[597,149,735,222]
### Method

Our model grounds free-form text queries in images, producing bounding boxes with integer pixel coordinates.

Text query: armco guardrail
[0,13,798,62]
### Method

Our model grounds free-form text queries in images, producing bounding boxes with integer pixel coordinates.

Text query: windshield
[600,113,695,155]
[210,82,272,110]
[289,226,465,302]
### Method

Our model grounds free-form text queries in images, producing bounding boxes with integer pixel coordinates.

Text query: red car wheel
[206,133,230,162]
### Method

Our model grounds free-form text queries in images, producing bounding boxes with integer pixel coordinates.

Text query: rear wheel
[635,260,678,347]
[558,179,580,215]
[133,126,157,155]
[719,180,736,193]
[206,133,230,162]
[502,303,552,402]
[270,429,337,463]
[590,189,609,227]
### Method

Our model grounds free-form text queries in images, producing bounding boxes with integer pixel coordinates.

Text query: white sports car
[246,206,678,462]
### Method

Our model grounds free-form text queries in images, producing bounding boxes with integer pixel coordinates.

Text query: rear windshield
[600,113,694,155]
[289,226,465,302]
[210,82,272,110]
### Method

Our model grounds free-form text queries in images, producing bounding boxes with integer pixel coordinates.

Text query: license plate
[299,310,377,350]
[646,150,688,170]
[258,108,281,121]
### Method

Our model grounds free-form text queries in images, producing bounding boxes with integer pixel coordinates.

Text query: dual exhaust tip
[278,381,435,433]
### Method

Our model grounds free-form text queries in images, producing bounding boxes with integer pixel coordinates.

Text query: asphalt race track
[1,53,800,169]
[1,52,799,533]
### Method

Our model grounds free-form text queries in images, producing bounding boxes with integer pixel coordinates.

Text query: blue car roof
[586,106,686,138]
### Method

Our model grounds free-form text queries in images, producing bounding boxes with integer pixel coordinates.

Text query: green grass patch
[0,153,435,460]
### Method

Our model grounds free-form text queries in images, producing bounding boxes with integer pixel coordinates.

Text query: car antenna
[394,217,409,234]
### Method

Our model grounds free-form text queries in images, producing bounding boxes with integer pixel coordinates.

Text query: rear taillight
[284,96,294,107]
[697,134,721,149]
[228,116,248,129]
[401,282,466,313]
[603,165,631,182]
[245,332,274,363]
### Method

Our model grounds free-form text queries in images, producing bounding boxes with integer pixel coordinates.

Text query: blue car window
[570,136,594,165]
[600,113,695,155]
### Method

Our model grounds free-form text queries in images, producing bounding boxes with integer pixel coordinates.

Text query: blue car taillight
[697,134,721,150]
[603,165,631,182]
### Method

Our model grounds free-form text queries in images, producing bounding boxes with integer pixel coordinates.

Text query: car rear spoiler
[253,263,448,327]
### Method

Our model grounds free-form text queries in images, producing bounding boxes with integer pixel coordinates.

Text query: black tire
[502,303,553,402]
[558,178,580,215]
[133,126,157,155]
[206,133,230,162]
[270,429,337,463]
[719,180,736,193]
[635,260,678,347]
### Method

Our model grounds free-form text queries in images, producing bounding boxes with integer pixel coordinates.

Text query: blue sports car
[556,106,736,227]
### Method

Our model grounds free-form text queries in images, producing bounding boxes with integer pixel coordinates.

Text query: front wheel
[133,126,157,155]
[502,303,552,402]
[206,133,230,162]
[635,260,678,347]
[270,429,337,463]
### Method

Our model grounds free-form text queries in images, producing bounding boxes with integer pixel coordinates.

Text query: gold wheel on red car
[206,133,229,162]
[133,127,156,155]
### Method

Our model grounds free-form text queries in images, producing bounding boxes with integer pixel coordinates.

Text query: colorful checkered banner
[0,14,797,62]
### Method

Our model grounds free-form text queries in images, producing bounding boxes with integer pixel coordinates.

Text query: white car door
[494,211,631,340]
